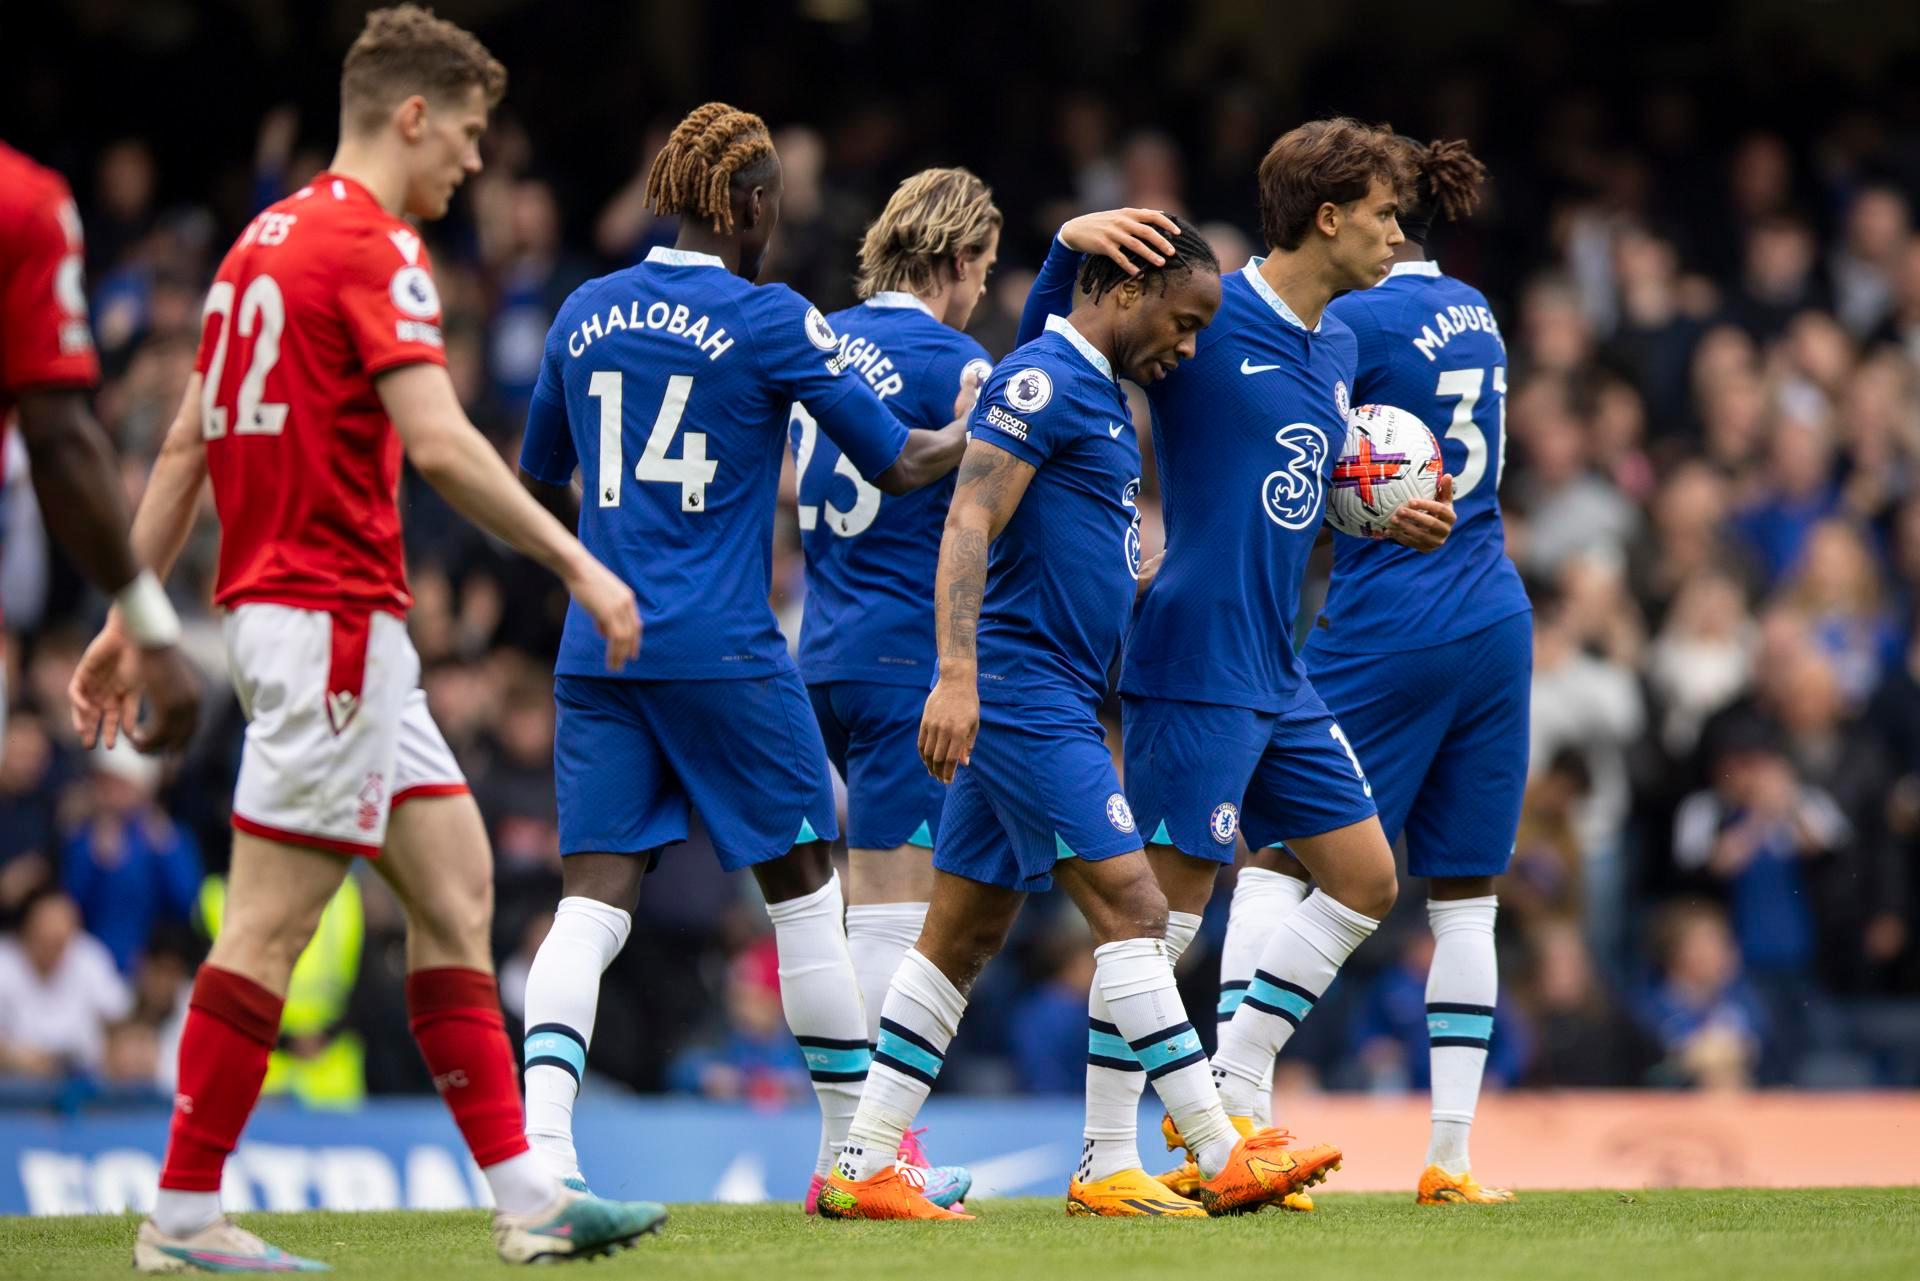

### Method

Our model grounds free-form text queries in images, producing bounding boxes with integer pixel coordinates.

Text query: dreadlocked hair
[1076,213,1220,304]
[1410,137,1486,223]
[644,102,777,233]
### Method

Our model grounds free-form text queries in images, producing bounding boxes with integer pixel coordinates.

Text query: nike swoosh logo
[1108,422,1125,438]
[1240,359,1283,375]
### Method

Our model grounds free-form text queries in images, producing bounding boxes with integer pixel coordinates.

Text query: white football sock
[484,1149,561,1216]
[1425,895,1499,1173]
[1093,935,1236,1178]
[838,949,966,1182]
[1218,866,1310,1125]
[764,873,873,1179]
[845,901,928,1047]
[522,895,631,1181]
[1078,911,1200,1183]
[152,1189,221,1238]
[1212,890,1378,1117]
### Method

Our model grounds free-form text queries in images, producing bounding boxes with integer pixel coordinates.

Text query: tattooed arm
[918,438,1037,783]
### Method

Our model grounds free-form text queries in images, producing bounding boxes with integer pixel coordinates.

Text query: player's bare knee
[1083,866,1168,945]
[755,841,834,904]
[559,852,645,912]
[413,875,492,950]
[211,911,319,986]
[1341,865,1398,921]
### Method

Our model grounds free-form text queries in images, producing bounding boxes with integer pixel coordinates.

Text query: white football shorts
[224,603,466,856]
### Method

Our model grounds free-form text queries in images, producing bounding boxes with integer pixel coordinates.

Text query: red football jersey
[196,172,448,617]
[0,141,102,471]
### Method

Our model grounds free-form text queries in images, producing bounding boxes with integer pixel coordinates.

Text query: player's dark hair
[645,102,778,234]
[1257,117,1413,252]
[1075,213,1220,305]
[1394,136,1487,244]
[340,4,506,133]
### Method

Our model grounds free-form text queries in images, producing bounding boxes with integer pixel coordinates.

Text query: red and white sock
[406,967,555,1215]
[153,966,283,1236]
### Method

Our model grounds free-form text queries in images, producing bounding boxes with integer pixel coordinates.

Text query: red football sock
[159,966,283,1192]
[406,967,531,1169]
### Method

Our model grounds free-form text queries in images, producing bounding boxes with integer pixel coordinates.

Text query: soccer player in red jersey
[0,140,199,753]
[67,6,665,1271]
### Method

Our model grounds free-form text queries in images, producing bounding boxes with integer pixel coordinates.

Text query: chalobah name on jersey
[1411,302,1504,362]
[825,332,906,400]
[564,296,736,361]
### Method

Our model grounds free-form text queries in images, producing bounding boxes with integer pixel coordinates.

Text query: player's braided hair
[1076,213,1220,305]
[1395,136,1487,243]
[645,103,778,234]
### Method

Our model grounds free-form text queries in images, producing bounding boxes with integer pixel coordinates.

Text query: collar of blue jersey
[645,246,727,270]
[1043,313,1115,381]
[1241,257,1323,334]
[863,290,935,317]
[1389,259,1443,278]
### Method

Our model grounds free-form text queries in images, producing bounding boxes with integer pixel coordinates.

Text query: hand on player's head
[1060,208,1180,275]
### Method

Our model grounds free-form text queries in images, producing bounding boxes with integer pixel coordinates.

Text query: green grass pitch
[5,1190,1918,1280]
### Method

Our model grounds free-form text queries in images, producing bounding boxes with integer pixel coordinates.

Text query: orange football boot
[815,1165,974,1221]
[1066,1167,1206,1217]
[1189,1128,1342,1217]
[1416,1165,1516,1205]
[1160,1112,1326,1212]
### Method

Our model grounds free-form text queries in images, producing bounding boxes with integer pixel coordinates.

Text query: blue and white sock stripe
[795,1035,872,1083]
[1127,1020,1207,1081]
[1427,1002,1495,1049]
[874,1017,946,1086]
[1244,970,1317,1028]
[524,1022,588,1083]
[1087,1017,1140,1073]
[1217,980,1250,1024]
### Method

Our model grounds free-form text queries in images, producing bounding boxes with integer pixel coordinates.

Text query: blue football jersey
[969,315,1141,709]
[789,293,992,687]
[520,246,910,681]
[1319,260,1529,651]
[1017,240,1357,713]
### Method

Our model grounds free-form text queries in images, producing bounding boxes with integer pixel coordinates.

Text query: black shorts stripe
[1426,1002,1497,1017]
[794,1034,871,1051]
[877,1017,943,1058]
[1241,995,1302,1028]
[526,1022,588,1049]
[1144,1049,1208,1080]
[1127,1020,1196,1052]
[874,1052,939,1087]
[1251,970,1318,1003]
[524,1055,580,1083]
[1430,1036,1492,1050]
[1088,1054,1142,1073]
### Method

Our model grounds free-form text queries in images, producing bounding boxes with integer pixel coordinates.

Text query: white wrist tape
[116,570,182,648]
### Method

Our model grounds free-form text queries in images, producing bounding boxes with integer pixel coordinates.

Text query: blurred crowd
[7,20,1920,1113]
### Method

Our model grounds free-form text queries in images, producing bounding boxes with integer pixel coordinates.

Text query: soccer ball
[1326,403,1443,539]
